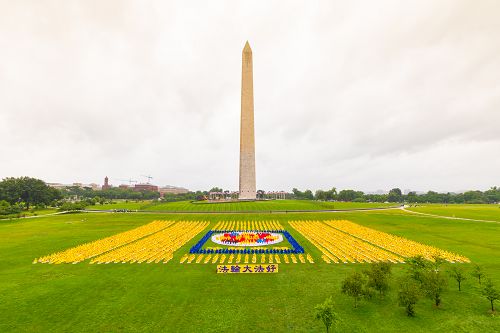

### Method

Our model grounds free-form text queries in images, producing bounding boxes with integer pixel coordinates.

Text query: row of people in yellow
[324,220,469,263]
[34,220,175,264]
[205,246,290,251]
[90,221,208,264]
[212,220,284,231]
[180,252,314,264]
[290,221,403,264]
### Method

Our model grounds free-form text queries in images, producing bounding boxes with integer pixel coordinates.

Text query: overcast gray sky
[1,0,499,193]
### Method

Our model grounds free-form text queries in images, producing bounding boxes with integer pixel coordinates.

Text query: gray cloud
[0,0,499,192]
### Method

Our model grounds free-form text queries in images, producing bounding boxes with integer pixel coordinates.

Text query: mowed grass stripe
[91,221,209,264]
[324,220,470,263]
[34,220,175,264]
[89,200,394,212]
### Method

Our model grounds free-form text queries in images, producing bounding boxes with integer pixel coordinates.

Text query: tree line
[292,187,500,204]
[2,176,499,217]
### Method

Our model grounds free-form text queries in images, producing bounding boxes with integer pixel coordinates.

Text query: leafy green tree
[398,277,420,317]
[292,188,305,199]
[47,186,63,203]
[0,200,22,216]
[387,188,402,202]
[341,271,371,308]
[326,187,337,201]
[364,262,392,296]
[471,264,484,285]
[315,190,327,201]
[292,188,314,200]
[448,266,466,291]
[0,178,18,203]
[430,255,446,270]
[314,187,338,201]
[365,193,388,203]
[406,191,418,203]
[337,190,364,202]
[84,197,96,205]
[406,256,429,283]
[58,202,88,212]
[303,189,314,200]
[463,190,486,204]
[314,297,339,333]
[421,267,448,307]
[484,186,500,203]
[421,191,444,203]
[482,279,500,312]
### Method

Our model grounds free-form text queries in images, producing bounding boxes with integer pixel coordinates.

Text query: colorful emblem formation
[180,220,314,266]
[188,220,304,255]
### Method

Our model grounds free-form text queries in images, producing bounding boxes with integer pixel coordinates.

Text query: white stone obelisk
[239,41,256,200]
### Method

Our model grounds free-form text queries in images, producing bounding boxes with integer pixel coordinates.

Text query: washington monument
[239,41,256,200]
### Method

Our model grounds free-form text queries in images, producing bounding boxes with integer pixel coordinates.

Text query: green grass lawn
[0,205,499,332]
[89,200,394,212]
[407,204,500,222]
[87,200,150,211]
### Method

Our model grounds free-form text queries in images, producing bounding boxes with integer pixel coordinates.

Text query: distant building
[209,191,237,201]
[47,183,69,190]
[119,184,130,189]
[134,183,159,192]
[47,182,101,191]
[102,176,112,190]
[265,191,287,200]
[159,185,189,197]
[87,183,100,190]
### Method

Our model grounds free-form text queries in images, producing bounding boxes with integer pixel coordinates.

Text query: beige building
[46,183,69,190]
[134,183,159,192]
[88,183,100,190]
[47,182,101,190]
[159,186,189,197]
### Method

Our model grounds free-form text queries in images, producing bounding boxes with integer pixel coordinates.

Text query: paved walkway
[0,211,68,221]
[402,208,500,224]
